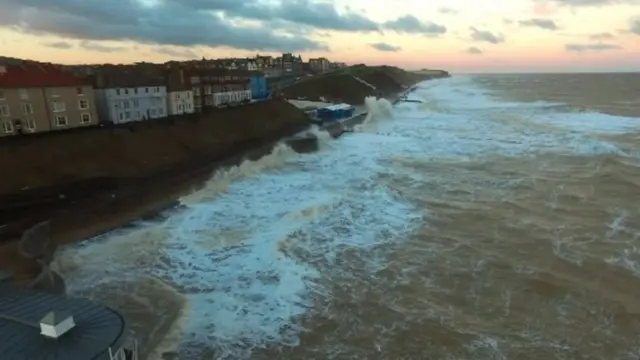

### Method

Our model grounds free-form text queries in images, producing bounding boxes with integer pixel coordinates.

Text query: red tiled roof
[0,62,88,88]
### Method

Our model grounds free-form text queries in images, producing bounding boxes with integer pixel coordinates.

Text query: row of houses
[0,62,270,137]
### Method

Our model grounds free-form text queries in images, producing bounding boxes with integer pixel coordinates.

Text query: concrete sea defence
[0,99,309,240]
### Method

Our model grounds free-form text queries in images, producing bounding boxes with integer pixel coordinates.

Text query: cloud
[42,41,73,49]
[0,0,331,52]
[465,46,483,54]
[518,18,559,30]
[155,47,199,59]
[470,27,504,44]
[589,32,614,40]
[383,15,447,36]
[370,42,401,52]
[565,43,623,52]
[178,0,380,33]
[80,40,126,53]
[438,8,459,15]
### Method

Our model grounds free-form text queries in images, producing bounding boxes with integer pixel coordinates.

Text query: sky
[0,0,638,73]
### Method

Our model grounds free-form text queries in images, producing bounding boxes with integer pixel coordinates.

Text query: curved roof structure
[0,284,127,360]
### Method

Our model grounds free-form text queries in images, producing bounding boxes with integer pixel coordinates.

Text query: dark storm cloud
[465,46,483,54]
[0,0,328,52]
[383,15,447,35]
[518,18,559,30]
[177,0,380,32]
[469,27,505,43]
[370,42,401,52]
[42,41,73,49]
[565,43,623,51]
[0,0,448,52]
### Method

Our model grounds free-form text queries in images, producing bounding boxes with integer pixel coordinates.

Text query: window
[119,112,124,121]
[18,88,28,100]
[156,87,160,92]
[134,88,138,94]
[125,111,130,119]
[25,118,36,131]
[133,99,139,107]
[55,115,67,126]
[145,87,149,93]
[76,87,84,95]
[158,108,164,115]
[0,90,5,100]
[2,121,13,134]
[123,100,130,109]
[52,101,65,112]
[0,104,9,116]
[78,99,88,110]
[124,89,129,95]
[22,103,33,114]
[194,87,200,96]
[81,113,92,124]
[116,89,121,95]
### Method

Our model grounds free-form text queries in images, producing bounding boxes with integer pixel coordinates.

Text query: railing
[108,339,138,360]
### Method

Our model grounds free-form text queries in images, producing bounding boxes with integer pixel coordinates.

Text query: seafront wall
[0,99,308,196]
[0,99,309,239]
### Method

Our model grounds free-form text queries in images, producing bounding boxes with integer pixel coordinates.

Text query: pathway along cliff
[51,75,640,359]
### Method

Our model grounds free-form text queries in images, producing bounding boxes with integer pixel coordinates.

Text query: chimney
[40,311,76,338]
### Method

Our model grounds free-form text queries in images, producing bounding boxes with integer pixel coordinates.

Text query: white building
[167,90,194,115]
[166,69,194,116]
[95,85,167,124]
[213,89,251,106]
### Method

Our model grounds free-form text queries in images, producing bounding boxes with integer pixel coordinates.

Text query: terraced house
[188,68,251,111]
[0,63,98,137]
[92,67,167,124]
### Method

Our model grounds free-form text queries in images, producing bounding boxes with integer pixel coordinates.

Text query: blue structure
[250,75,269,100]
[316,103,355,122]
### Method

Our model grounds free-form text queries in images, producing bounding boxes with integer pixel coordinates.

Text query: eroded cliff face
[0,99,309,196]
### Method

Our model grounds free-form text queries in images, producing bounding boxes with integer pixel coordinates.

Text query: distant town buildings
[0,52,348,137]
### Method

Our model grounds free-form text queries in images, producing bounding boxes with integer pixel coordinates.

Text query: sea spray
[180,143,297,205]
[356,96,394,131]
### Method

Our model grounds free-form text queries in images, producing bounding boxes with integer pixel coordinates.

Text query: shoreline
[0,83,427,359]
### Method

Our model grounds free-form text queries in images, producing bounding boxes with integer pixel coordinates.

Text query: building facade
[166,68,194,116]
[189,68,251,111]
[0,63,98,137]
[93,69,167,124]
[309,57,330,73]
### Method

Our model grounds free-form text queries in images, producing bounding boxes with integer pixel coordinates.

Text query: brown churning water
[53,74,640,359]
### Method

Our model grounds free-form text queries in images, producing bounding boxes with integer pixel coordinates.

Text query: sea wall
[0,99,308,196]
[0,99,310,236]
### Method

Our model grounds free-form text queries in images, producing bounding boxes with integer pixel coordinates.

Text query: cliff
[281,65,449,104]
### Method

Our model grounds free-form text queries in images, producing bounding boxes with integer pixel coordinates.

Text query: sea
[52,73,640,359]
